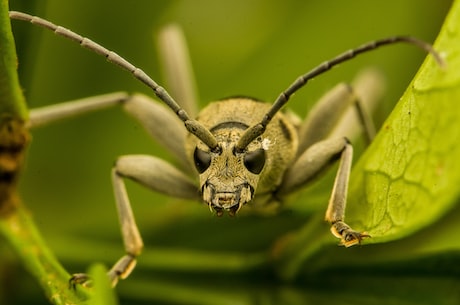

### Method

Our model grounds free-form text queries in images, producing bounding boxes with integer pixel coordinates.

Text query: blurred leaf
[87,264,118,305]
[118,273,459,305]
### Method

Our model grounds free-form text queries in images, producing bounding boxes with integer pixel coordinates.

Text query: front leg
[324,140,370,247]
[277,137,369,247]
[71,155,198,287]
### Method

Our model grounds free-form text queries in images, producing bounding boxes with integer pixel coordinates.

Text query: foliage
[1,0,459,304]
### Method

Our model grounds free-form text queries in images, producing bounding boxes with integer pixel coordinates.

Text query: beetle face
[193,130,267,216]
[185,97,296,216]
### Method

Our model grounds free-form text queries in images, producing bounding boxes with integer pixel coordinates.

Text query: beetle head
[193,130,268,216]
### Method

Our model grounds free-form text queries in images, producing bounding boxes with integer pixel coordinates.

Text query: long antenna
[236,36,446,151]
[9,11,219,151]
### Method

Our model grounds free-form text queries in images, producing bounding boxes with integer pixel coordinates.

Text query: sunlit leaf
[347,0,460,244]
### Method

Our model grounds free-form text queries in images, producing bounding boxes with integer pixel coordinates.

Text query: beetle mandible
[9,11,445,287]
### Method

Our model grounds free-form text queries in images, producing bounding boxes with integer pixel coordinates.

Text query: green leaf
[276,0,460,281]
[347,0,460,243]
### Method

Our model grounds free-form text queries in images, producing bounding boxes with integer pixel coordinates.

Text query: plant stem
[0,0,28,120]
[0,1,87,304]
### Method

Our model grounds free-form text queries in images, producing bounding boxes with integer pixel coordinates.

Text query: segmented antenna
[9,11,219,150]
[236,36,446,151]
[10,12,445,152]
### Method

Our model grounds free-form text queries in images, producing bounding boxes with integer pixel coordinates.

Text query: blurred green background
[3,0,457,304]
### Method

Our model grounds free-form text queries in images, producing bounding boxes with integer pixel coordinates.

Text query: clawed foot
[68,255,136,290]
[331,221,370,247]
[69,273,92,290]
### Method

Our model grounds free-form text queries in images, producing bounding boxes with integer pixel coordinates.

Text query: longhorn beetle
[9,11,445,287]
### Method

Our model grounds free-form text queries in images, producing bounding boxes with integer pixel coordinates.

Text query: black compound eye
[243,148,266,174]
[193,147,212,173]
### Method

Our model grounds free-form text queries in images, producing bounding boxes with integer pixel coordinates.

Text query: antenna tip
[435,51,448,70]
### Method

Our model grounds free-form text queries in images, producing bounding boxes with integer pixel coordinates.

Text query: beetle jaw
[202,182,254,216]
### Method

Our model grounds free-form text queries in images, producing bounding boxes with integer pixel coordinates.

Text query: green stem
[0,207,88,304]
[0,0,28,120]
[0,1,87,304]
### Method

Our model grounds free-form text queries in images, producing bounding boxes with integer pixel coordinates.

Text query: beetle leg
[298,69,384,155]
[157,24,199,118]
[324,139,370,247]
[28,92,129,129]
[122,94,188,166]
[277,137,369,246]
[28,92,189,166]
[278,137,348,195]
[70,155,198,287]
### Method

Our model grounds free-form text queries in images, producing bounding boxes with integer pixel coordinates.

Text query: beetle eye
[243,148,266,174]
[193,147,212,173]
